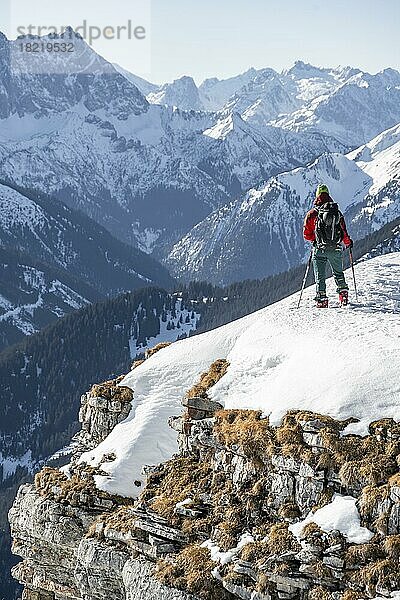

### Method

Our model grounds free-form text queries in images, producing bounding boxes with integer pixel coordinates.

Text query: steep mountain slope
[0,246,100,350]
[2,238,400,599]
[9,277,400,600]
[0,181,174,293]
[199,68,260,110]
[112,63,158,97]
[0,283,204,600]
[0,180,175,347]
[166,124,400,284]
[147,76,203,110]
[78,253,400,497]
[362,218,400,258]
[0,30,149,120]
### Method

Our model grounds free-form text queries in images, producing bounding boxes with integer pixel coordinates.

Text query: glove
[346,240,354,249]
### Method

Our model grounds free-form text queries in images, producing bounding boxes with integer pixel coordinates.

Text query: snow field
[78,253,400,501]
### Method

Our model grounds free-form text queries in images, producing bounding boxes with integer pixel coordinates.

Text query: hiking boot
[339,290,349,306]
[315,294,328,308]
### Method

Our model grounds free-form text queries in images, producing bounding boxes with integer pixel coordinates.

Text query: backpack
[315,202,343,248]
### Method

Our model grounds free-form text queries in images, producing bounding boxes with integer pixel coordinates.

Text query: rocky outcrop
[72,376,133,455]
[10,485,192,600]
[9,363,400,600]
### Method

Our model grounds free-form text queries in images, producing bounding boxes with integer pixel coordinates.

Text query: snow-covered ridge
[80,253,400,498]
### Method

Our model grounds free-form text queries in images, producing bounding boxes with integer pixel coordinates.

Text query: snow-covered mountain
[2,28,400,268]
[112,63,158,97]
[0,181,173,293]
[148,62,355,114]
[78,252,400,497]
[144,60,400,149]
[362,218,400,259]
[0,31,351,256]
[0,246,99,350]
[0,180,175,347]
[275,68,400,146]
[147,76,203,111]
[166,123,400,284]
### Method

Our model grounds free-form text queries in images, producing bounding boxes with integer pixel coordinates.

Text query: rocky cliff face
[9,358,400,600]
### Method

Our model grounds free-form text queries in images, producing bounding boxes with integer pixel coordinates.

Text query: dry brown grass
[213,506,244,551]
[369,419,400,438]
[276,415,304,446]
[34,466,131,508]
[267,522,300,554]
[240,540,270,563]
[358,484,390,518]
[341,591,367,600]
[93,506,135,535]
[312,487,334,512]
[256,572,271,593]
[142,457,212,524]
[312,561,332,580]
[131,359,145,370]
[339,455,397,487]
[278,501,301,519]
[356,558,400,592]
[89,375,133,403]
[374,511,390,536]
[288,410,348,430]
[301,522,324,539]
[156,545,230,600]
[186,359,229,399]
[146,342,172,359]
[308,586,333,600]
[345,543,384,566]
[214,410,275,463]
[388,472,400,487]
[383,535,400,560]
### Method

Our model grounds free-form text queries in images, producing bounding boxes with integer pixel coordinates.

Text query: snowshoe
[339,290,349,307]
[315,295,328,308]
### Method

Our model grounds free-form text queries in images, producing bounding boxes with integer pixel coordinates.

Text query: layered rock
[9,362,400,600]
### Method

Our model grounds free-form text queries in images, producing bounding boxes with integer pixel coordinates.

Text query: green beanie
[316,184,329,197]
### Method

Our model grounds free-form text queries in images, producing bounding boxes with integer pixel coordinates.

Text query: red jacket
[303,193,352,247]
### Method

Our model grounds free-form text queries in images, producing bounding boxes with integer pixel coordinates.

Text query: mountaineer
[303,184,353,308]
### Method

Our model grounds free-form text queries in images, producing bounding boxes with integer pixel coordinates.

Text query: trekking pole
[297,251,313,309]
[349,247,358,303]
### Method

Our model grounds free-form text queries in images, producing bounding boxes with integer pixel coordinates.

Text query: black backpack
[315,202,343,248]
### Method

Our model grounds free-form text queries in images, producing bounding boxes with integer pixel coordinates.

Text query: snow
[202,532,255,566]
[128,300,200,358]
[289,494,373,544]
[79,253,400,498]
[0,450,33,480]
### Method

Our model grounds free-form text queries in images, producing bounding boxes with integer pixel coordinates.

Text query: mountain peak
[147,75,202,110]
[284,60,328,78]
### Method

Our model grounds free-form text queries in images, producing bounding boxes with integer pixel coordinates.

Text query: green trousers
[312,247,348,295]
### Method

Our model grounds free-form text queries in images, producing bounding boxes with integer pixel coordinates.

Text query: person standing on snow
[303,184,353,308]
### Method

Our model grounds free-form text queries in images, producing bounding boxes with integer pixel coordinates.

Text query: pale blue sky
[149,0,399,84]
[3,0,400,83]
